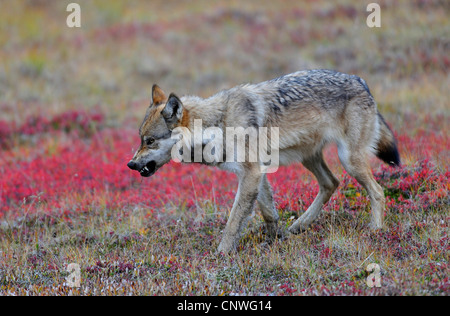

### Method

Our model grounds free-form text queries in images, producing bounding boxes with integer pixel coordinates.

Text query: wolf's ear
[151,84,167,106]
[162,93,183,130]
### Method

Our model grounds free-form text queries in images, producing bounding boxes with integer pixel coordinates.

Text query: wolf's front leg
[217,165,261,254]
[257,174,279,240]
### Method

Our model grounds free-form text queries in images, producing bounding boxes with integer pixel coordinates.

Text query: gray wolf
[127,69,400,253]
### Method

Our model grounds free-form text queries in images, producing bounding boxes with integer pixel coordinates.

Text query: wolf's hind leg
[257,174,279,239]
[337,146,385,229]
[288,152,339,234]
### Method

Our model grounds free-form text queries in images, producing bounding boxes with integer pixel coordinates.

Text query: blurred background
[0,0,448,147]
[0,1,448,296]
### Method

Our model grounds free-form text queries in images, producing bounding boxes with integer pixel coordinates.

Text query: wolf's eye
[146,137,155,146]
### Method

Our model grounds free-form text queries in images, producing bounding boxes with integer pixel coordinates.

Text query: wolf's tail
[375,112,401,167]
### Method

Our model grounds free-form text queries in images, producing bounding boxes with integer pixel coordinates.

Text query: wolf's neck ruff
[169,119,280,173]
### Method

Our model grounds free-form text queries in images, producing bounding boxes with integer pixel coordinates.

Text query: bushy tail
[376,112,401,167]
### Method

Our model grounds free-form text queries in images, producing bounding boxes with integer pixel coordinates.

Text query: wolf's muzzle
[127,160,157,177]
[127,160,138,170]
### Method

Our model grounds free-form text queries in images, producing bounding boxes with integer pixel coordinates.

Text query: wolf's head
[127,84,184,177]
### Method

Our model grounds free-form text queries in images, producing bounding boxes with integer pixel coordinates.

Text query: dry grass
[1,194,447,295]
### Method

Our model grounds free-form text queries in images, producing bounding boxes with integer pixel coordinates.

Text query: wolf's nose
[127,161,138,170]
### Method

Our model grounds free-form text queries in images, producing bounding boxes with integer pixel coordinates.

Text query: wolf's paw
[217,235,238,255]
[369,221,384,231]
[263,222,284,240]
[264,229,286,245]
[287,220,309,235]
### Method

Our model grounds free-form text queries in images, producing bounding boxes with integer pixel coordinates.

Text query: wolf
[127,69,400,254]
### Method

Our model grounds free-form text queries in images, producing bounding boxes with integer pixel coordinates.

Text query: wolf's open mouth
[139,161,157,177]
